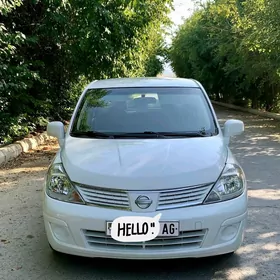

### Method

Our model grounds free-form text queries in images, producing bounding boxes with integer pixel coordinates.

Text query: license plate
[106,221,179,237]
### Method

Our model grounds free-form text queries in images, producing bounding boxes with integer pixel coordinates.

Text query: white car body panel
[43,77,248,259]
[43,191,247,259]
[61,135,227,190]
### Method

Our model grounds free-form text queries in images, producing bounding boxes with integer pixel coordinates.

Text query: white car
[44,77,247,259]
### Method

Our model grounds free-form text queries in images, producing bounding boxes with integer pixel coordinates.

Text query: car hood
[61,136,227,190]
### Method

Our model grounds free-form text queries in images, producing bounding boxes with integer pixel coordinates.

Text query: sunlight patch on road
[248,189,280,200]
[216,267,257,280]
[258,232,279,239]
[234,147,280,157]
[238,241,280,264]
[262,242,280,251]
[250,136,270,140]
[267,134,280,140]
[238,243,258,255]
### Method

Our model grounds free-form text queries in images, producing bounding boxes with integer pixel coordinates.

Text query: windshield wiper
[114,131,212,138]
[70,130,213,139]
[70,131,115,139]
[115,131,168,138]
[154,131,213,137]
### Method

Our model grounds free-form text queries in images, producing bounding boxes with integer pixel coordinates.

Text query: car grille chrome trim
[83,229,207,250]
[75,183,213,211]
[157,184,213,210]
[75,185,130,210]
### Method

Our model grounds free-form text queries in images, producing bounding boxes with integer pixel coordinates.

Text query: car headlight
[46,163,85,204]
[204,163,246,204]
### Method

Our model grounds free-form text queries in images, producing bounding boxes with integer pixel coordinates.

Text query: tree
[0,0,173,144]
[169,0,280,111]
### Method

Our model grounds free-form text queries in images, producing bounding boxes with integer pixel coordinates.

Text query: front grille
[83,229,206,250]
[76,185,130,210]
[76,183,213,211]
[157,184,213,210]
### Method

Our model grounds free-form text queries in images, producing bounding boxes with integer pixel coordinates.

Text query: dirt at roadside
[0,139,60,279]
[0,139,59,170]
[0,139,59,194]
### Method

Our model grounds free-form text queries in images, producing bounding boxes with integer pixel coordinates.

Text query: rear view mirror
[223,119,244,145]
[47,121,65,147]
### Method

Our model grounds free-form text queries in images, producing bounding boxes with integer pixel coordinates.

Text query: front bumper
[43,192,247,260]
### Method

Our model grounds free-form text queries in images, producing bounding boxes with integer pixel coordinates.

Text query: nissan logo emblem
[135,195,153,209]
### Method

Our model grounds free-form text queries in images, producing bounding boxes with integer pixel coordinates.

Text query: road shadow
[48,250,241,280]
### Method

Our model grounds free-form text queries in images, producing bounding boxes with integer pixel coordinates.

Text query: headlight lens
[204,163,246,204]
[46,163,85,204]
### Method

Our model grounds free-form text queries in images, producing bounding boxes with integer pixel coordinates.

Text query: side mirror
[47,121,65,147]
[223,119,244,145]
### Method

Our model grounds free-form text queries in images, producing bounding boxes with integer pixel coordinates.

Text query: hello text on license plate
[106,221,179,237]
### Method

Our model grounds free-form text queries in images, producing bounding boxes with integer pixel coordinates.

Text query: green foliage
[0,0,172,145]
[170,0,280,112]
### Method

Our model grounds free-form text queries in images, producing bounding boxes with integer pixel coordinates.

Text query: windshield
[70,87,218,137]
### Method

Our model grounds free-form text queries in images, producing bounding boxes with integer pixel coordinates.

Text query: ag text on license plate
[106,221,179,237]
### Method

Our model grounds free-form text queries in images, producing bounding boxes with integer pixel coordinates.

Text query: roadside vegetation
[0,0,172,145]
[170,0,280,113]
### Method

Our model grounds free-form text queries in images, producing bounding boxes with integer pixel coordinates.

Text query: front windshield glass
[70,87,217,137]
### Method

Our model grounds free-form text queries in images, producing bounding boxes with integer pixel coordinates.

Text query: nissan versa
[44,77,248,259]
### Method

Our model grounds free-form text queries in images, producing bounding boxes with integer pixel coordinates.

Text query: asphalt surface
[0,105,280,280]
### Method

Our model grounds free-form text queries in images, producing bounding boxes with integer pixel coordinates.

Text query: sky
[162,0,196,76]
[170,0,195,28]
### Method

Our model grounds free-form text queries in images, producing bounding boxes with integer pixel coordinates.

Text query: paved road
[0,105,280,280]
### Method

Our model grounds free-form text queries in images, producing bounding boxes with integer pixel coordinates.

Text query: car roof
[87,77,200,89]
